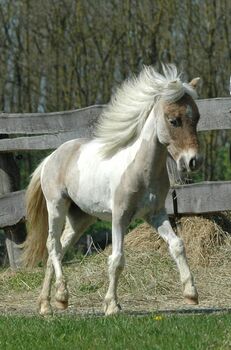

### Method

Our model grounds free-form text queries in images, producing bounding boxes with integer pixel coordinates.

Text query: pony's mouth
[168,148,203,173]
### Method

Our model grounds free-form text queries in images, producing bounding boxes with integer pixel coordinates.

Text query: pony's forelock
[94,64,197,158]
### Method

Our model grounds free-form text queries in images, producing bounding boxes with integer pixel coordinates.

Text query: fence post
[0,135,26,269]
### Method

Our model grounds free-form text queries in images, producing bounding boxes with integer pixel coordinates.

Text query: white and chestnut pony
[24,65,202,315]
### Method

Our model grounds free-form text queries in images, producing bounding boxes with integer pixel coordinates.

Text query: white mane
[94,64,197,158]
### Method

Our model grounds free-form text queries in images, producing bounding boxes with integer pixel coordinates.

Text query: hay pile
[67,212,231,312]
[125,213,231,267]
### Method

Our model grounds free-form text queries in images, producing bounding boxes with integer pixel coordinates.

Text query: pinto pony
[24,65,202,315]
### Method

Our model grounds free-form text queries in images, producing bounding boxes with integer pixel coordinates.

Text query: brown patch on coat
[163,94,200,159]
[114,139,169,226]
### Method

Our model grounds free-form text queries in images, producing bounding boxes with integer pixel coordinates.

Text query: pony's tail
[22,160,48,268]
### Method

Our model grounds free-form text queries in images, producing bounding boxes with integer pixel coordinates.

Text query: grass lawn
[0,313,230,350]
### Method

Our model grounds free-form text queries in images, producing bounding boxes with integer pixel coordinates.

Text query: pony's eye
[169,118,182,127]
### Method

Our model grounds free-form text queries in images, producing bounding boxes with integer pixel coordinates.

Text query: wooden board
[0,98,229,153]
[0,132,91,152]
[0,98,230,138]
[0,105,102,135]
[0,190,25,227]
[165,181,231,215]
[196,98,231,131]
[0,181,230,228]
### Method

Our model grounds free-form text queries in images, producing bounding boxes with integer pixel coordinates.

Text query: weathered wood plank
[196,98,231,131]
[0,132,90,152]
[0,181,230,228]
[0,190,25,227]
[165,181,231,215]
[0,99,230,138]
[0,105,102,134]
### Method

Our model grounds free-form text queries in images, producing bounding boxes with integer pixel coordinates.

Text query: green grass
[0,313,230,350]
[0,270,43,292]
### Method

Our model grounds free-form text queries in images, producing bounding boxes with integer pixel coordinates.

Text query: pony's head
[95,64,202,170]
[156,75,202,172]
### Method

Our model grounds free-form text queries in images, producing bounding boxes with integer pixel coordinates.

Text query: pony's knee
[169,237,185,259]
[108,253,125,274]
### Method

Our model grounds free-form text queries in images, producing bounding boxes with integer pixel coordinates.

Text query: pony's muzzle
[178,152,203,172]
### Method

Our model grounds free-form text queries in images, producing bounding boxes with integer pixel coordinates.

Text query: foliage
[85,220,112,236]
[0,314,230,350]
[83,218,143,239]
[191,131,231,182]
[0,0,230,184]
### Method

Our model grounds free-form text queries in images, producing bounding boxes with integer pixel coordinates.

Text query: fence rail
[1,180,230,229]
[0,98,230,153]
[0,97,230,229]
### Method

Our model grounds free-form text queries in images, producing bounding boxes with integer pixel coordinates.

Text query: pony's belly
[69,184,112,221]
[75,193,112,219]
[82,209,112,221]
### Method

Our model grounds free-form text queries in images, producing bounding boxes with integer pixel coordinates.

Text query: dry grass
[0,213,231,315]
[67,212,231,313]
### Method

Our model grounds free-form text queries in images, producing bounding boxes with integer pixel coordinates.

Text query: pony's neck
[135,108,168,183]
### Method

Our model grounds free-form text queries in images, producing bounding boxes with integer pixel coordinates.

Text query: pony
[23,64,202,315]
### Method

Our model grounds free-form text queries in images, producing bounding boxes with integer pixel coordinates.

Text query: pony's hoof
[55,282,69,310]
[39,302,53,316]
[104,302,121,316]
[184,296,199,305]
[183,285,198,305]
[55,300,69,310]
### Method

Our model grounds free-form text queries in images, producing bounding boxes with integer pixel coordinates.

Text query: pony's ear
[189,77,200,90]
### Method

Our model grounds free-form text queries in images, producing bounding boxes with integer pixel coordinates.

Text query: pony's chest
[144,191,158,207]
[134,191,158,218]
[134,186,167,219]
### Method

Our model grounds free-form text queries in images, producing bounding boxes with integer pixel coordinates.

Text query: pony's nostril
[189,155,203,171]
[189,157,196,171]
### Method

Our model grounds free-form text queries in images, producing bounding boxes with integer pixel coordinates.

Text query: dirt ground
[1,214,231,316]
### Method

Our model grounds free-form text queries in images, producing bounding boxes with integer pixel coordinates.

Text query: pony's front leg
[147,209,198,305]
[104,219,125,316]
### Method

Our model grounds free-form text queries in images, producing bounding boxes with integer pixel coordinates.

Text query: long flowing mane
[94,64,197,158]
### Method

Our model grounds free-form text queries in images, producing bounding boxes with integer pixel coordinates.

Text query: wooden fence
[0,98,230,266]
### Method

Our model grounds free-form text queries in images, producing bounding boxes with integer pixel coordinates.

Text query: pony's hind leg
[39,203,95,315]
[44,198,70,313]
[147,209,198,305]
[39,257,54,315]
[55,205,96,311]
[104,218,126,316]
